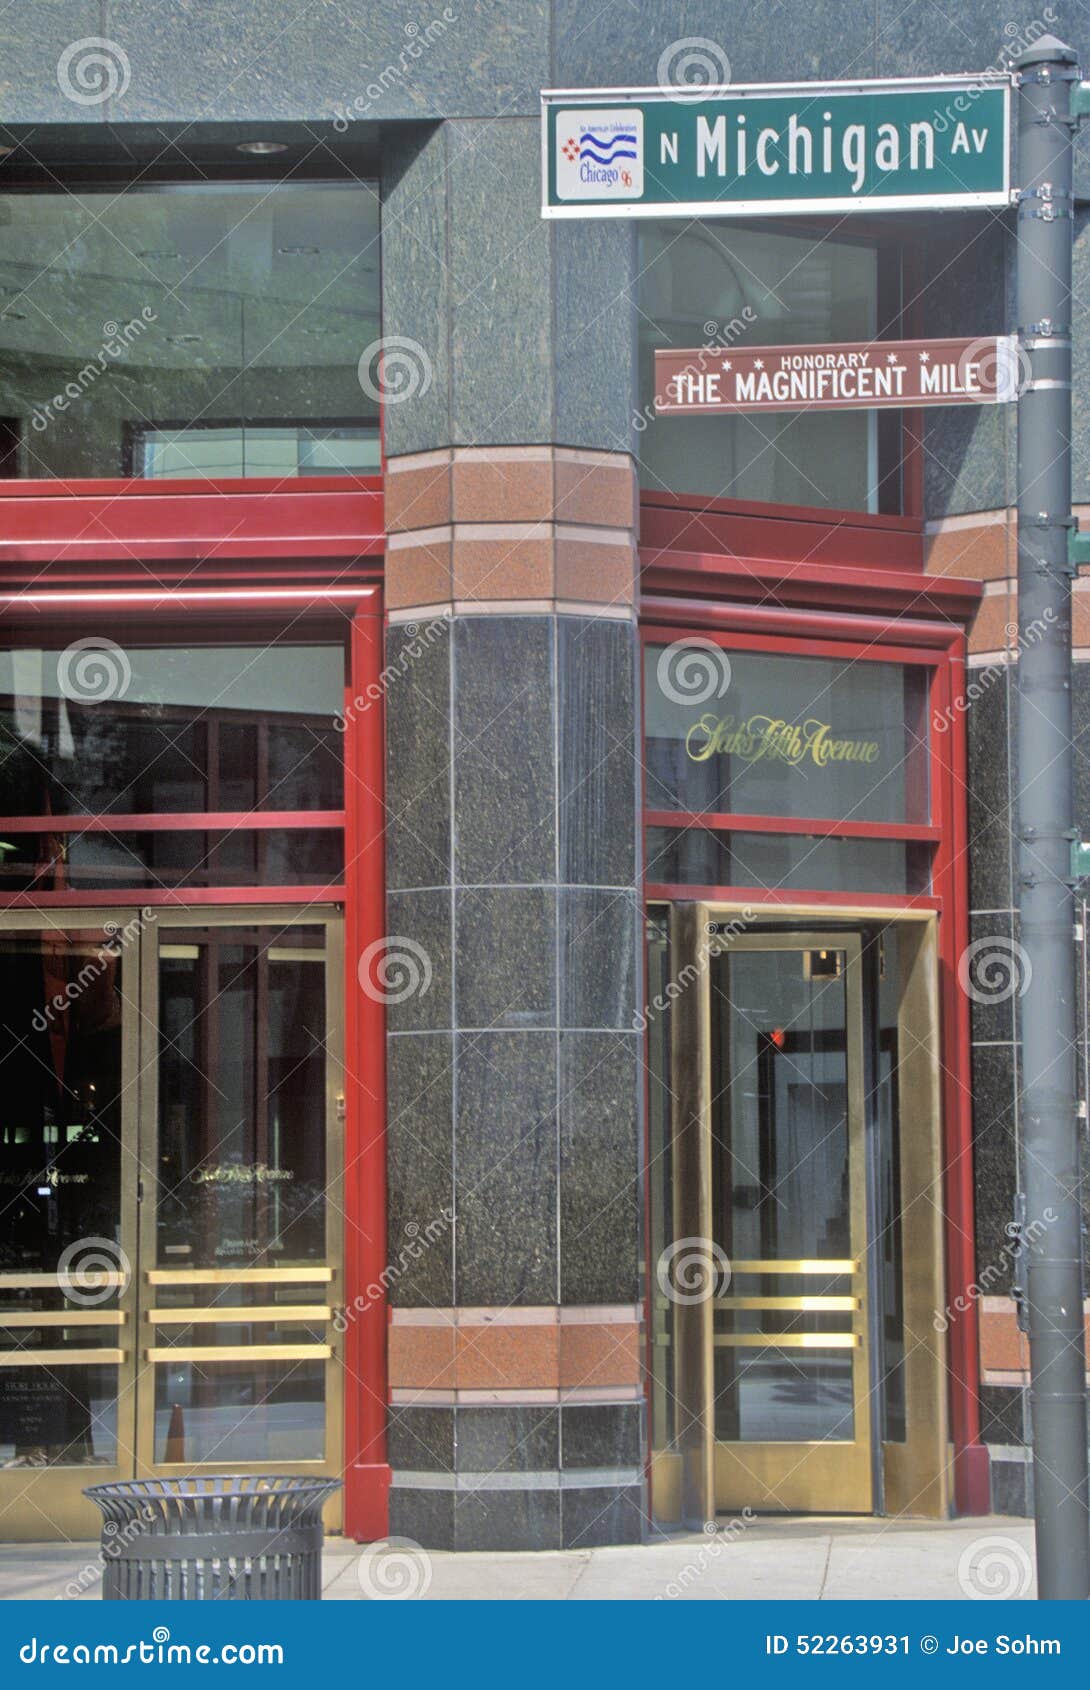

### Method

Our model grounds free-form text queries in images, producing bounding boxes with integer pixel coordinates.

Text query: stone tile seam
[389,1469,644,1491]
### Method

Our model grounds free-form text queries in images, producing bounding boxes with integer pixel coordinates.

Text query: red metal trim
[640,617,943,667]
[933,644,989,1514]
[0,811,345,834]
[640,486,922,533]
[0,886,344,907]
[640,549,982,624]
[646,811,940,844]
[342,603,390,1542]
[0,478,384,568]
[644,884,943,912]
[640,598,969,651]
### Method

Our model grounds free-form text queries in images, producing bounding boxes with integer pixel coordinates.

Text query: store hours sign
[541,77,1010,218]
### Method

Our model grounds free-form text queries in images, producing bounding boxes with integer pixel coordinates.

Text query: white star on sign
[722,359,732,371]
[753,359,764,370]
[887,352,898,364]
[919,351,930,362]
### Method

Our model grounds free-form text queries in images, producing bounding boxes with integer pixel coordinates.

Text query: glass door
[0,914,140,1541]
[135,909,344,1528]
[0,907,344,1541]
[709,931,871,1514]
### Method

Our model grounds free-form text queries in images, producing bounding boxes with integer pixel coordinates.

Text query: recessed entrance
[649,904,949,1525]
[0,907,343,1541]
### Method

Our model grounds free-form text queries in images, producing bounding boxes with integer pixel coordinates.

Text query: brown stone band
[384,446,638,612]
[388,1304,643,1398]
[926,506,1090,658]
[980,1295,1090,1384]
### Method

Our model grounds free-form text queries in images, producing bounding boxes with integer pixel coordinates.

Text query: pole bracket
[1008,1193,1029,1334]
[1068,525,1090,570]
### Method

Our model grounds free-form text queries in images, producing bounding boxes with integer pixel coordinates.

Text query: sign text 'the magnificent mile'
[541,78,1010,217]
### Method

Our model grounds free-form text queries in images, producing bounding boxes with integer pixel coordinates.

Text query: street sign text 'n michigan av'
[541,77,1010,218]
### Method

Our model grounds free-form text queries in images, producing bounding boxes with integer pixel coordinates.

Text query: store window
[0,639,346,894]
[637,224,901,513]
[643,636,934,897]
[0,185,380,480]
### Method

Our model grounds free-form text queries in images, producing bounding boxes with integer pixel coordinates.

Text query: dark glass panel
[645,645,930,824]
[646,828,932,895]
[156,927,327,1269]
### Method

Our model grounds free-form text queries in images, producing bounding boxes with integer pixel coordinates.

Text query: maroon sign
[654,335,1017,416]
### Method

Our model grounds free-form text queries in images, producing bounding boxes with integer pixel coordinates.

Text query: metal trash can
[84,1475,341,1600]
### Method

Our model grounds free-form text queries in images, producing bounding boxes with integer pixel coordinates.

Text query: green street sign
[541,77,1011,218]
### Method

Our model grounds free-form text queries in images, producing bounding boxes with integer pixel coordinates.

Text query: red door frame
[0,474,391,1541]
[639,509,989,1517]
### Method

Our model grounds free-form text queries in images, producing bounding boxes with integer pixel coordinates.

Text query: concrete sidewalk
[0,1516,1036,1601]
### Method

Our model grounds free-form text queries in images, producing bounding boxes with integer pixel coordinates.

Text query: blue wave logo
[579,129,637,165]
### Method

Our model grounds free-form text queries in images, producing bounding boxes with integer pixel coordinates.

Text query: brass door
[0,913,141,1542]
[707,929,871,1515]
[0,907,344,1542]
[664,905,949,1525]
[134,908,344,1530]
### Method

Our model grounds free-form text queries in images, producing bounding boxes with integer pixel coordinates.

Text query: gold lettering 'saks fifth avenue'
[685,713,881,768]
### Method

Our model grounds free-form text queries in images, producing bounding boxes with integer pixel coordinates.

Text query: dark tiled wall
[968,657,1090,1483]
[384,612,643,1548]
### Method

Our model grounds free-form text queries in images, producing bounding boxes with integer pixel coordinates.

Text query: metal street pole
[1014,33,1090,1601]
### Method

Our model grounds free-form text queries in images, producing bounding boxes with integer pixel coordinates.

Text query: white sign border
[541,73,1013,220]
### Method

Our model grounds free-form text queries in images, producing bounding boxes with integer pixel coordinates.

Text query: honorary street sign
[541,78,1010,218]
[654,335,1019,416]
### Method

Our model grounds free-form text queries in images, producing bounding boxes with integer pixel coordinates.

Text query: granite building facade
[0,0,1086,1551]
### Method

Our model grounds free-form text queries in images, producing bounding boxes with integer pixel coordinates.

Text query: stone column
[377,119,646,1550]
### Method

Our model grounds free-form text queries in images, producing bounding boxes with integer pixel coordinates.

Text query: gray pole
[1014,34,1090,1601]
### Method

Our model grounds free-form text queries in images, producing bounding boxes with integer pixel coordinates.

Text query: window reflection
[637,224,888,512]
[0,643,344,820]
[0,185,379,481]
